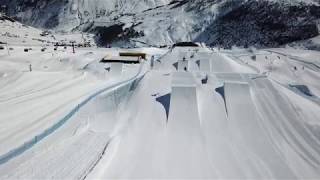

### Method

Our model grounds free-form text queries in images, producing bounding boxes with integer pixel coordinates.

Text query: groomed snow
[1,16,320,179]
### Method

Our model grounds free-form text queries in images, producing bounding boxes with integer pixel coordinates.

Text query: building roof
[119,52,147,59]
[100,56,140,64]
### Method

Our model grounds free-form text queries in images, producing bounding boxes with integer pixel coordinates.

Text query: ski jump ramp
[199,58,211,72]
[164,85,214,178]
[223,82,296,178]
[210,53,255,73]
[177,60,188,71]
[95,73,320,179]
[88,71,214,179]
[164,72,214,178]
[211,53,234,72]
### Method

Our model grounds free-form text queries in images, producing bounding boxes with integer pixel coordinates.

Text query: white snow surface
[1,15,320,179]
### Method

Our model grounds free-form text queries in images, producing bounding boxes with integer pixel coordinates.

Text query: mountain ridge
[1,0,319,48]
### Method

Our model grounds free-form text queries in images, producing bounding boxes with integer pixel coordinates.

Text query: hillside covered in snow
[1,0,320,48]
[2,2,320,179]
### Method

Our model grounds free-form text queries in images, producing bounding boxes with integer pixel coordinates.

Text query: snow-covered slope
[2,7,320,179]
[0,14,53,46]
[2,43,320,179]
[0,0,170,30]
[0,13,96,47]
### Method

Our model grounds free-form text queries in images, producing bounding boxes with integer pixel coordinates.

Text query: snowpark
[1,12,320,180]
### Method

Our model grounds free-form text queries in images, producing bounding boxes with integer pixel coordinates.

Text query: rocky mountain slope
[1,0,320,48]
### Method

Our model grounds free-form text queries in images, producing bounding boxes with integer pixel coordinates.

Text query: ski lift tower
[70,40,76,53]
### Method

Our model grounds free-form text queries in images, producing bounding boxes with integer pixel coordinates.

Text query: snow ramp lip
[0,64,146,165]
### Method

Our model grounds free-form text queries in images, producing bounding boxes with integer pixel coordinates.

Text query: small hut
[119,52,146,60]
[100,56,141,64]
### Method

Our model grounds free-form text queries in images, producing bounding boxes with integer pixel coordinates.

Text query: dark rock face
[94,24,125,46]
[196,1,320,48]
[1,0,320,48]
[93,23,144,46]
[0,0,67,28]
